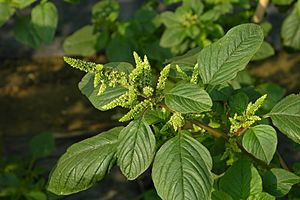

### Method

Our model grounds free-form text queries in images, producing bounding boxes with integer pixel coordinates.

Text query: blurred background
[0,0,300,199]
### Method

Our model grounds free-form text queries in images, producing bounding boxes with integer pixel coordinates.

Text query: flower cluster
[64,52,172,122]
[229,94,267,136]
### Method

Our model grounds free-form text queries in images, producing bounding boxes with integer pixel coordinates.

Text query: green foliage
[152,132,213,200]
[48,24,300,199]
[242,125,277,164]
[281,0,300,50]
[48,127,123,195]
[268,94,300,144]
[117,120,156,180]
[219,159,263,200]
[165,82,212,114]
[1,133,56,200]
[63,25,102,56]
[263,168,300,197]
[252,42,275,61]
[31,1,58,43]
[30,132,55,159]
[198,23,264,85]
[1,0,58,48]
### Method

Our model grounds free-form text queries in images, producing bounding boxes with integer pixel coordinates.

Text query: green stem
[191,120,227,139]
[191,119,270,169]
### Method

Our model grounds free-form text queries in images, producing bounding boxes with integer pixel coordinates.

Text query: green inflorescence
[229,94,267,136]
[190,64,199,84]
[168,112,185,131]
[119,99,153,122]
[156,64,171,94]
[65,52,173,122]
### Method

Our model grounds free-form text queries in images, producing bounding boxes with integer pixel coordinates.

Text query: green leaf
[104,62,133,74]
[211,191,233,200]
[31,2,58,43]
[219,159,263,200]
[63,25,100,56]
[143,109,170,125]
[160,27,186,48]
[25,191,47,200]
[263,168,300,197]
[272,0,294,5]
[160,11,180,28]
[152,132,213,200]
[183,0,204,16]
[268,94,300,144]
[106,37,133,62]
[165,82,213,114]
[247,192,275,200]
[229,92,249,114]
[242,125,277,164]
[30,132,55,159]
[47,127,123,195]
[281,2,300,49]
[117,120,156,180]
[14,16,41,48]
[252,42,275,61]
[0,3,15,27]
[78,73,127,111]
[198,23,264,85]
[11,0,36,8]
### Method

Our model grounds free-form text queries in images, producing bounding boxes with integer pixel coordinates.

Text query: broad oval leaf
[219,159,263,200]
[242,125,277,164]
[281,2,300,49]
[31,2,58,43]
[165,82,212,113]
[198,23,264,85]
[14,17,41,48]
[63,25,100,56]
[268,94,300,144]
[152,132,213,200]
[263,168,300,197]
[78,73,127,111]
[117,120,156,180]
[47,127,123,195]
[247,192,275,200]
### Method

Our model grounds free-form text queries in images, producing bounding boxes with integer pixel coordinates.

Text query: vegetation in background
[1,0,300,62]
[0,133,57,200]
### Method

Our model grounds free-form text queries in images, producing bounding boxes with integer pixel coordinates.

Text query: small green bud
[143,86,154,97]
[168,112,185,131]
